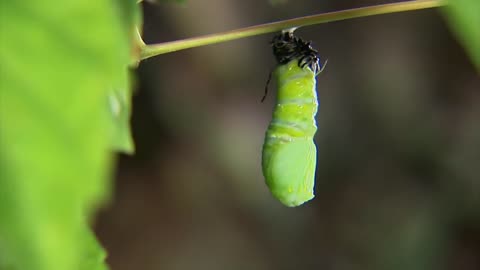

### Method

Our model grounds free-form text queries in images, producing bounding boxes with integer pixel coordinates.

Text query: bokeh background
[94,1,480,270]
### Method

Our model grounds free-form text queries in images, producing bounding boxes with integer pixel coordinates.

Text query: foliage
[0,1,139,270]
[443,0,480,71]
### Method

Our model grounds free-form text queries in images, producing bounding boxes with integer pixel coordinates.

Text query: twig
[141,0,446,60]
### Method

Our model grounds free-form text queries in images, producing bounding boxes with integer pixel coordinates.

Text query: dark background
[95,1,480,269]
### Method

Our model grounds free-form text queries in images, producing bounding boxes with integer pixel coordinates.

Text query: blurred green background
[95,1,480,270]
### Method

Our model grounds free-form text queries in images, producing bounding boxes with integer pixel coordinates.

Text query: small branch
[141,0,446,60]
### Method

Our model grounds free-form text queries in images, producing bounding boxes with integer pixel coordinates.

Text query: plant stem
[141,0,446,60]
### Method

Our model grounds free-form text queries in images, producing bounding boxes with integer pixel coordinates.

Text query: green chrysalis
[262,31,323,207]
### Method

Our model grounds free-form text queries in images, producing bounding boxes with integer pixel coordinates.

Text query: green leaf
[108,82,135,154]
[107,0,141,154]
[77,224,109,270]
[109,0,144,154]
[0,1,139,270]
[443,0,480,71]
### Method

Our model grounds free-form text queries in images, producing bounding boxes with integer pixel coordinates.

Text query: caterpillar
[262,31,324,207]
